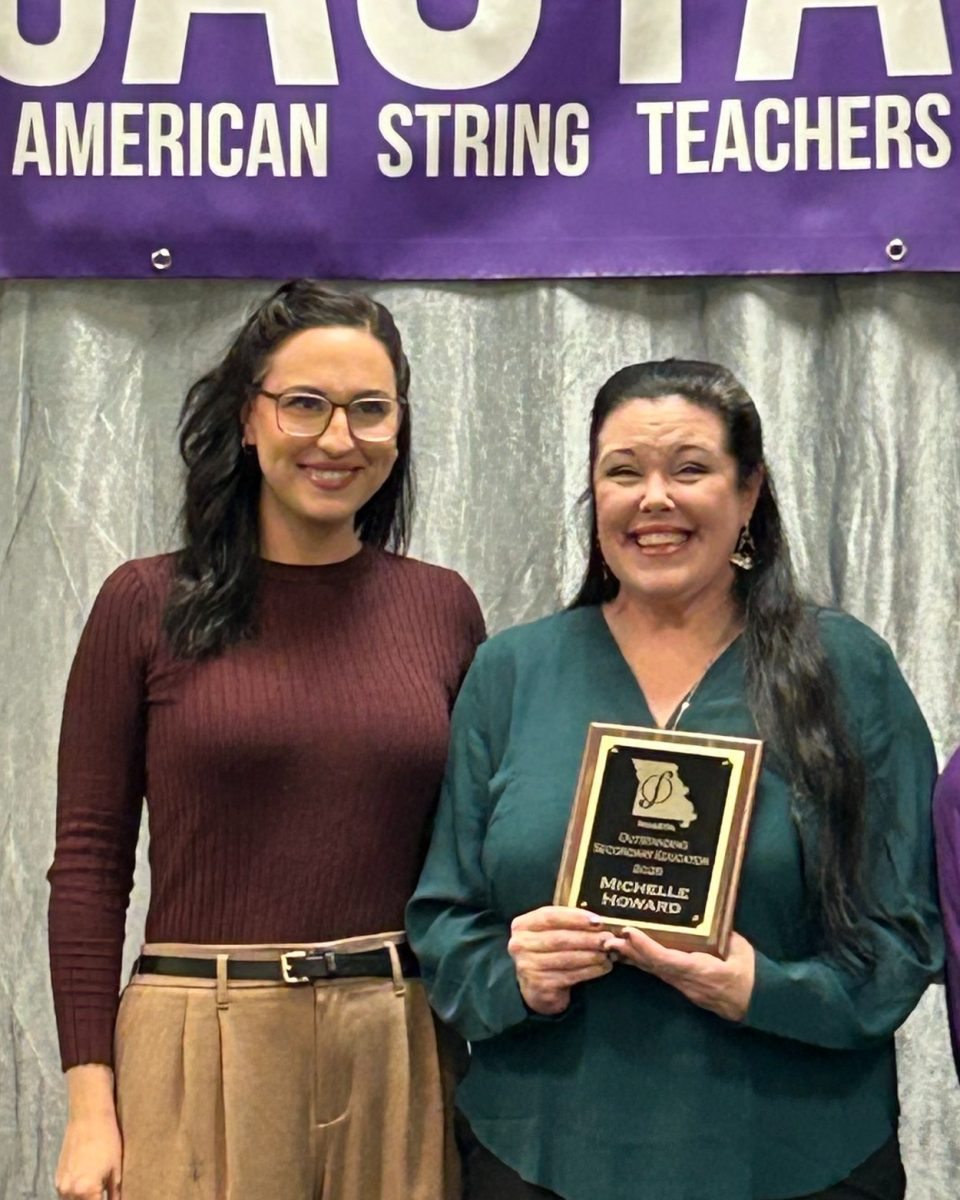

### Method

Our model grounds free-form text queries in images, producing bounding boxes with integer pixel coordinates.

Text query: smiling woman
[47,280,484,1200]
[242,325,404,566]
[408,358,942,1200]
[591,391,761,631]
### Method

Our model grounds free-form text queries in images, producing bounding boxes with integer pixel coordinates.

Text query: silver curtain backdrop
[1,276,959,1199]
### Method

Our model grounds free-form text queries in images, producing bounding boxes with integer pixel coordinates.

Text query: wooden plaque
[554,723,763,957]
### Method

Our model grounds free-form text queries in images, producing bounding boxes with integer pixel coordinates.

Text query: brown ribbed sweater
[48,547,484,1070]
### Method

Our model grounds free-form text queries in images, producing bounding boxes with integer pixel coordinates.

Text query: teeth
[635,531,687,546]
[308,469,351,481]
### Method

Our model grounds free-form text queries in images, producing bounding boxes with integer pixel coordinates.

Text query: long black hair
[164,280,413,660]
[571,359,872,963]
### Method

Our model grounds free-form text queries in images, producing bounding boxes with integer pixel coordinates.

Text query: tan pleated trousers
[114,938,459,1200]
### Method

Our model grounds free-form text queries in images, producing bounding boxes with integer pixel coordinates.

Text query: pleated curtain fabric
[1,275,959,1198]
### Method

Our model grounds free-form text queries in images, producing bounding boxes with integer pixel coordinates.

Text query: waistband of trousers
[130,932,416,992]
[140,931,407,959]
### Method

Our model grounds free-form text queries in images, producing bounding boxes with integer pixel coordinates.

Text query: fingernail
[586,913,603,925]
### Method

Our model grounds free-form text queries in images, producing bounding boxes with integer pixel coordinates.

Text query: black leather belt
[136,945,420,984]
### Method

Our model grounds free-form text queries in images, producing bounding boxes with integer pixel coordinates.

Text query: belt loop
[216,954,230,1010]
[386,942,405,997]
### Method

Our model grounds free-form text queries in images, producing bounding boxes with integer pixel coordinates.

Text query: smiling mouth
[300,465,360,490]
[631,530,690,548]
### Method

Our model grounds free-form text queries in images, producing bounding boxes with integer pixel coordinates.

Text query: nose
[316,405,354,454]
[639,471,675,512]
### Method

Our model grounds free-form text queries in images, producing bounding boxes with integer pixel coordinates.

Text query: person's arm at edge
[407,640,531,1042]
[741,630,943,1050]
[934,748,960,1084]
[49,562,150,1196]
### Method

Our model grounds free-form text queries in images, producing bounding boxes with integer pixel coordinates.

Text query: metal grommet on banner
[151,247,173,272]
[885,238,907,264]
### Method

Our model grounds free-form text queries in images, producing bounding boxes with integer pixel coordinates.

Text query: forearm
[743,939,940,1050]
[57,1065,123,1200]
[49,868,134,1068]
[66,1064,116,1119]
[411,901,529,1040]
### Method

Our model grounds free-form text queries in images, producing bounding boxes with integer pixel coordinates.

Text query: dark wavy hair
[571,359,872,963]
[164,279,413,660]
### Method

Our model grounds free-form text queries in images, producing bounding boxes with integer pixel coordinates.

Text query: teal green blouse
[407,606,942,1200]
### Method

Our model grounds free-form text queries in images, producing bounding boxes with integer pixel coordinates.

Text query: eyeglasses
[256,388,406,443]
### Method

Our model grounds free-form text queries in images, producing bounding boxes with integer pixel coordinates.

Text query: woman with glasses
[48,280,483,1200]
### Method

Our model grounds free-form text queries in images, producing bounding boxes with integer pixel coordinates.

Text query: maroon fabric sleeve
[447,571,487,688]
[48,562,150,1069]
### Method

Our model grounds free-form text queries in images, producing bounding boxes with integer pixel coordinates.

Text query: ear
[240,399,256,448]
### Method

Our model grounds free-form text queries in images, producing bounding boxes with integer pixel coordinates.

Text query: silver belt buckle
[280,949,338,983]
[280,950,309,984]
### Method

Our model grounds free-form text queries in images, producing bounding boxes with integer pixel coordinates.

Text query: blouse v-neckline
[589,605,743,731]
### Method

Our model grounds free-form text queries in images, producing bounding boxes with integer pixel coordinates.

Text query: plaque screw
[151,247,173,272]
[885,238,907,264]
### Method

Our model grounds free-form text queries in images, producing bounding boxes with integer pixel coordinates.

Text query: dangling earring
[730,524,757,571]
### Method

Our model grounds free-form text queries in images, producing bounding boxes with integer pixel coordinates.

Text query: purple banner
[1,0,958,279]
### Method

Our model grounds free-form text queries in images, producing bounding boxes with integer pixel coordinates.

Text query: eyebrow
[277,385,395,399]
[599,441,717,461]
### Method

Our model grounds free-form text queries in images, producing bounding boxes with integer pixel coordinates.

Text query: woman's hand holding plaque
[604,926,756,1021]
[508,906,614,1015]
